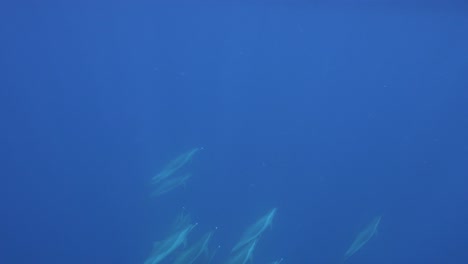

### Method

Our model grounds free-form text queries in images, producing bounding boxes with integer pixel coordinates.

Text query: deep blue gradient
[1,1,467,263]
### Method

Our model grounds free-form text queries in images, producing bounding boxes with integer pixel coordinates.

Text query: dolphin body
[344,216,382,261]
[231,208,277,253]
[144,222,198,264]
[173,229,215,264]
[152,147,201,184]
[226,239,258,264]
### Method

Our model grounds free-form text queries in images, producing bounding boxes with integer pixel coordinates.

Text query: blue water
[1,1,467,263]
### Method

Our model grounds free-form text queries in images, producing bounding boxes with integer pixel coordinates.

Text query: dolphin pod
[146,148,285,263]
[144,147,387,263]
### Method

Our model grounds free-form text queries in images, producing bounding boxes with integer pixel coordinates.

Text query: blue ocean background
[1,1,467,263]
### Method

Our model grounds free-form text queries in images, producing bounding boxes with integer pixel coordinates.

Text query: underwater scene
[1,1,467,264]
